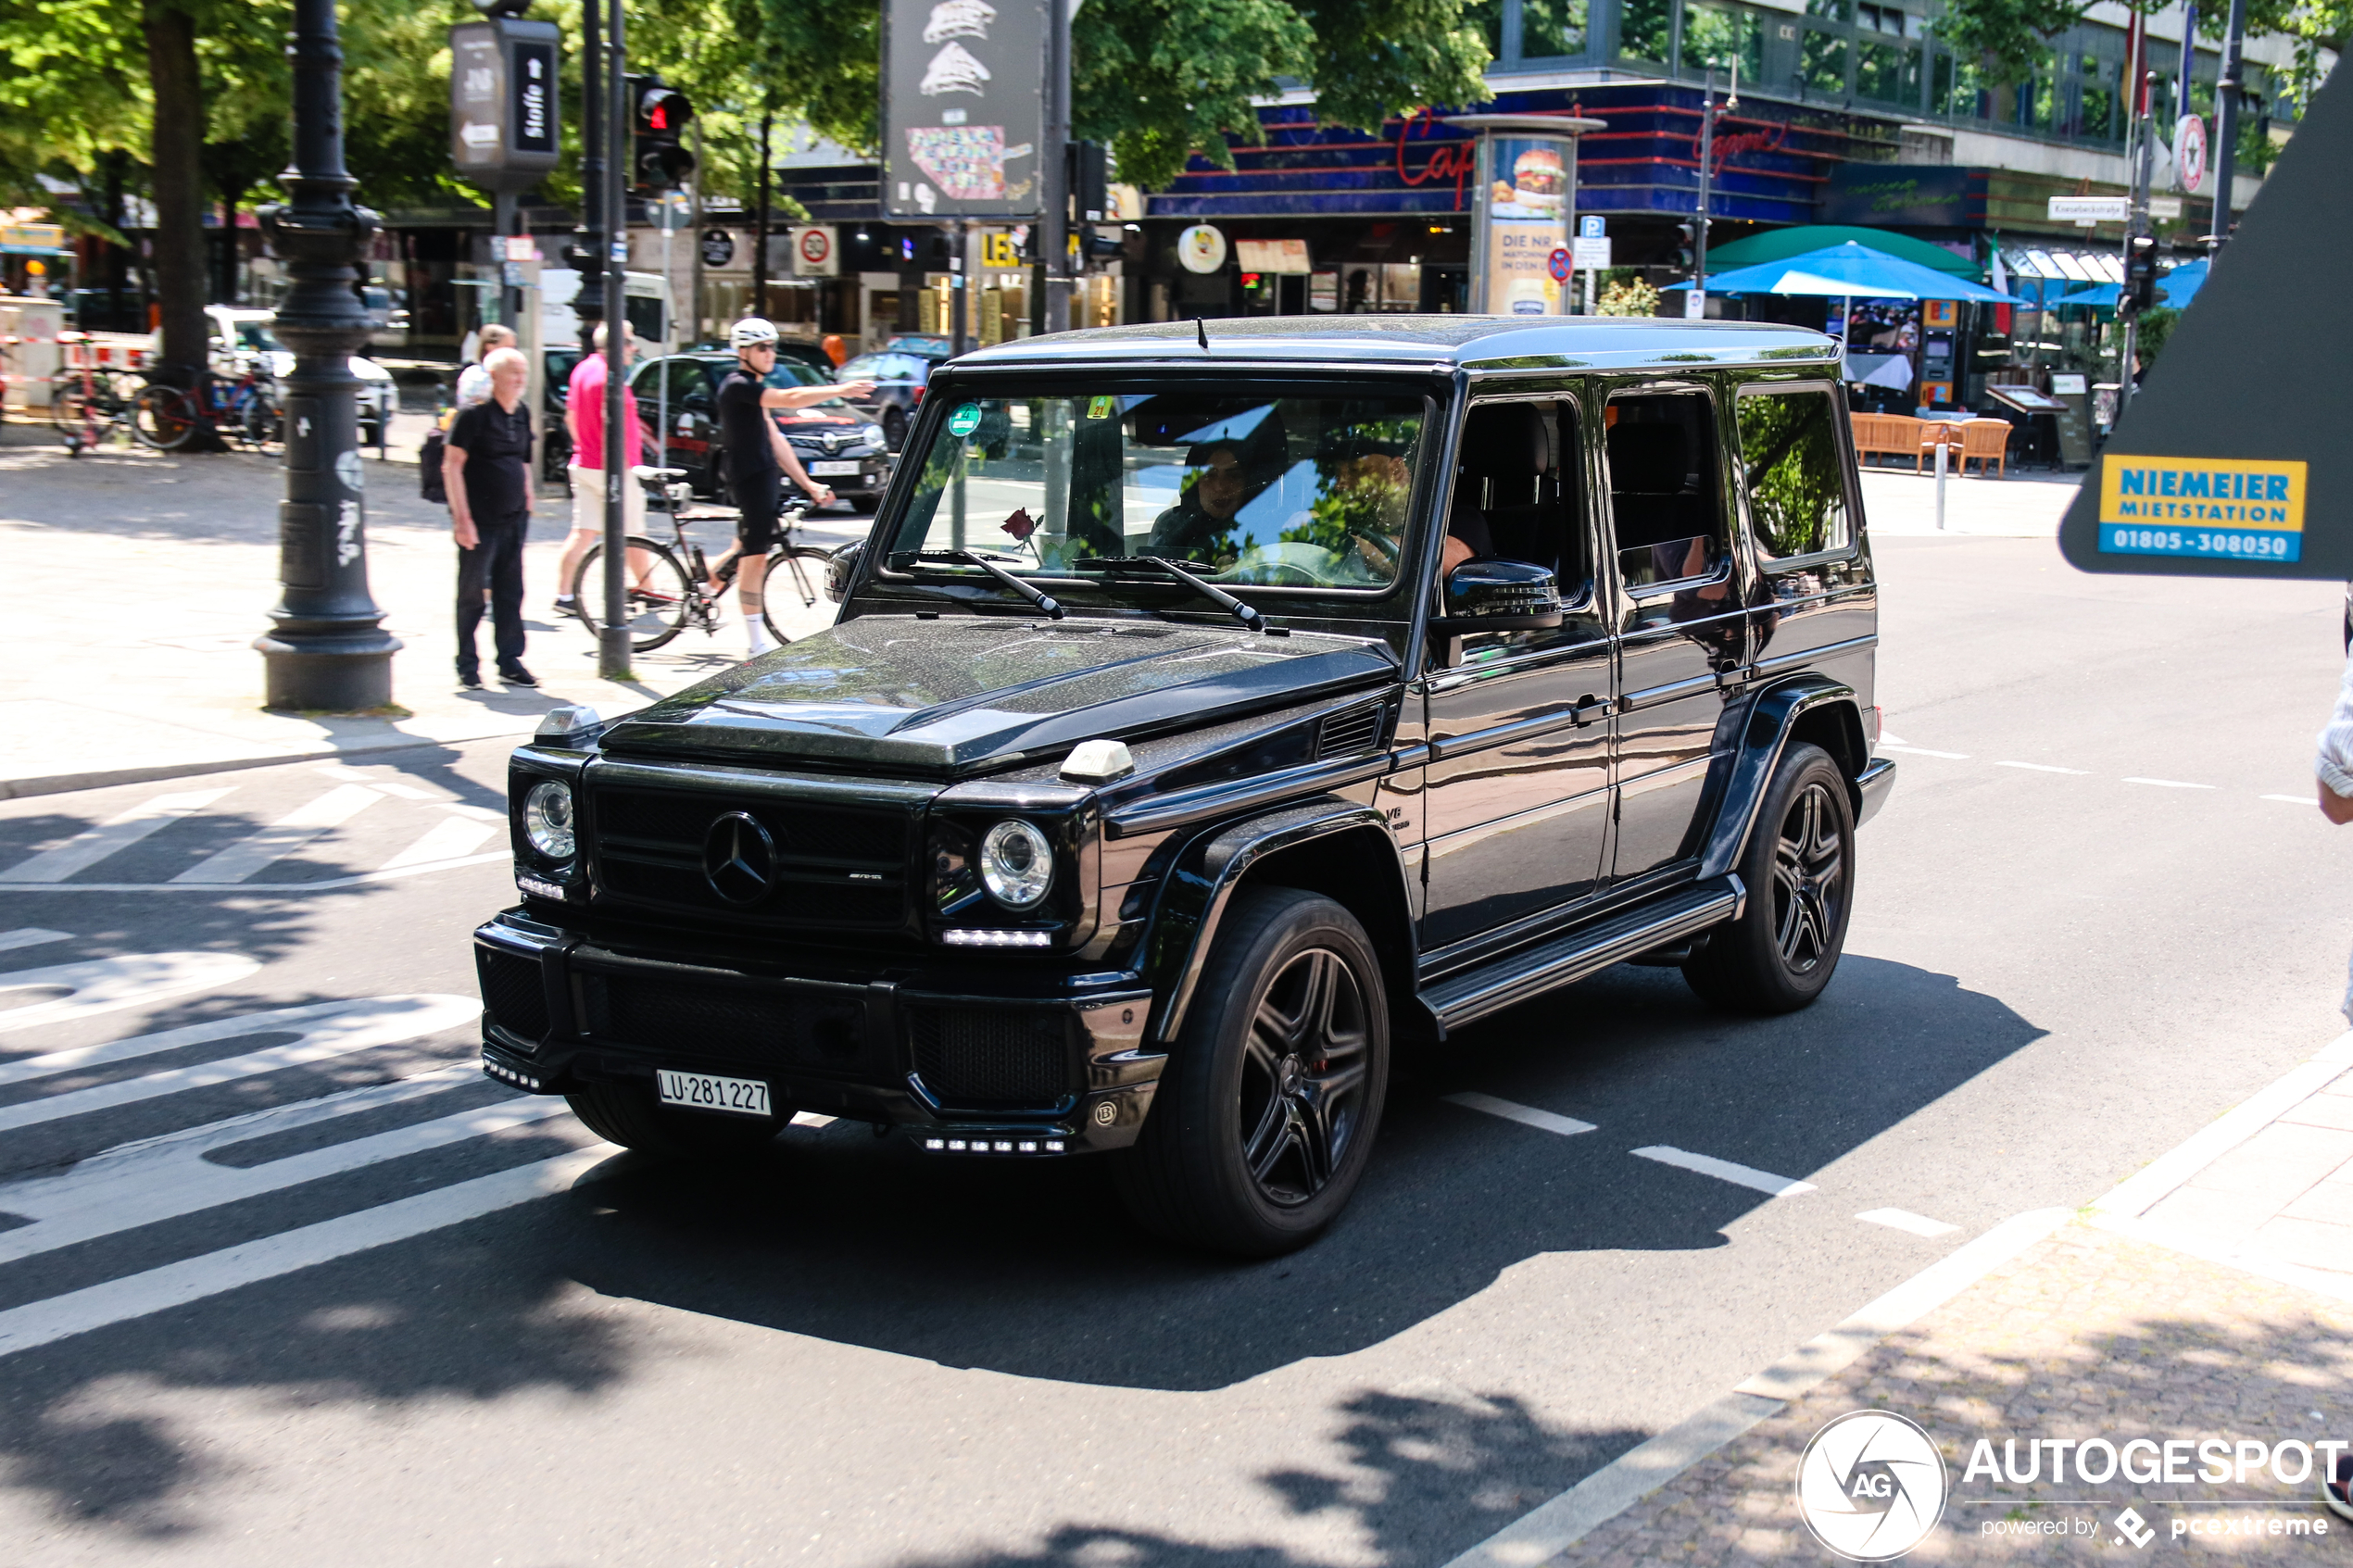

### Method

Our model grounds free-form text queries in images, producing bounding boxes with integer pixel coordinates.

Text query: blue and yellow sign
[2096,456,2307,561]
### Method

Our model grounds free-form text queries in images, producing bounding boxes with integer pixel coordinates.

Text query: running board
[1421,876,1745,1031]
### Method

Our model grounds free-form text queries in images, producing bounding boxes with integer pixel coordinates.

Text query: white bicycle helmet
[730,316,779,348]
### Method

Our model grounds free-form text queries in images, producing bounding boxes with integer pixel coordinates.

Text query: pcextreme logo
[1795,1411,1950,1562]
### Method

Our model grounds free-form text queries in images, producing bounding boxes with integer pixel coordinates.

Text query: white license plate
[808,459,863,476]
[655,1069,773,1117]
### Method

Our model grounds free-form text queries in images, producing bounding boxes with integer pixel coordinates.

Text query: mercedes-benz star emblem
[702,811,777,905]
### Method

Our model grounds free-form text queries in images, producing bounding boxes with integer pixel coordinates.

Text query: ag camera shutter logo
[1795,1410,1948,1561]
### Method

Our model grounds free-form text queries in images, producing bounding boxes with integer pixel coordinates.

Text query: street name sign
[2059,63,2353,578]
[2048,195,2131,223]
[881,0,1046,219]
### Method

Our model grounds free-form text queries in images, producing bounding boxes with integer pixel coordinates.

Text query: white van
[537,270,675,357]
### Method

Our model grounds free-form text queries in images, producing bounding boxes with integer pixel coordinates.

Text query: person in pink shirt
[556,321,648,618]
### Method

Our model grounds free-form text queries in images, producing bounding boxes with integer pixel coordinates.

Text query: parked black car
[475,316,1894,1256]
[626,351,892,509]
[835,338,950,450]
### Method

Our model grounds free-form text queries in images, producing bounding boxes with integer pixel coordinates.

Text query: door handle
[1571,694,1614,726]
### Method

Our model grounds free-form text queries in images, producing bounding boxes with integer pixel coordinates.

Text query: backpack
[420,426,447,502]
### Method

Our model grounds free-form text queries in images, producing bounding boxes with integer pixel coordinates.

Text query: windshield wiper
[889,549,1063,620]
[1080,557,1265,633]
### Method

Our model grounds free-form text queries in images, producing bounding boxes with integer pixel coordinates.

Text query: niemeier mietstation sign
[2057,61,2353,579]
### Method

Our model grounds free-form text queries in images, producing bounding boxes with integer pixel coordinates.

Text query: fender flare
[1697,675,1868,881]
[1138,796,1412,1047]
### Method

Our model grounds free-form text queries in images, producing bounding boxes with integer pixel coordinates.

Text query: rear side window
[1736,387,1851,560]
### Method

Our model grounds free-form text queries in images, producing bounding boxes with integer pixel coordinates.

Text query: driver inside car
[1146,441,1257,566]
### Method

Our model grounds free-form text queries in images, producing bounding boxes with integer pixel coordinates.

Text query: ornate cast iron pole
[256,0,401,709]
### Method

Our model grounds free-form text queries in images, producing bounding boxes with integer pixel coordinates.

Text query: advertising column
[1449,114,1606,316]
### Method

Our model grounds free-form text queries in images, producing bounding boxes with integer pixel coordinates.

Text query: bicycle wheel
[48,376,95,434]
[240,387,283,448]
[760,546,837,646]
[132,384,196,450]
[575,538,695,652]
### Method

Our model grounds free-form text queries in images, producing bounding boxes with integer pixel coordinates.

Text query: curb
[1441,1031,2353,1568]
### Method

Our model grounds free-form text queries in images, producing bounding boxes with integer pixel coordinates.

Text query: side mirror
[1441,558,1565,633]
[825,540,865,604]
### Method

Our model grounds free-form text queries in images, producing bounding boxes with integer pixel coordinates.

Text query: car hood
[598,614,1397,776]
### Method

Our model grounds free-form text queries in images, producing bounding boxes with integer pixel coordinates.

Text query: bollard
[1935,433,1948,532]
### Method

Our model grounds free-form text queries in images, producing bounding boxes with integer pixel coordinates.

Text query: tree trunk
[144,0,227,447]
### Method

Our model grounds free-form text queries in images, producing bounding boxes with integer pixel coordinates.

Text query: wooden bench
[1850,413,1926,469]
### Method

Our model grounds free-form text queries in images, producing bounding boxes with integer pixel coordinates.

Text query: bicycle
[131,358,283,452]
[570,468,837,652]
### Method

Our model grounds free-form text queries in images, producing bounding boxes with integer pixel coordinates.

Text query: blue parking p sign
[1579,216,1606,240]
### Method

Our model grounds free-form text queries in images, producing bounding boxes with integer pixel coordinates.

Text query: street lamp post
[255,0,402,711]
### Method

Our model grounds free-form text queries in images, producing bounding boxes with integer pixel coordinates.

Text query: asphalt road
[0,533,2345,1567]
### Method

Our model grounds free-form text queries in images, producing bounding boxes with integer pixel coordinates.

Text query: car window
[837,354,888,380]
[887,389,1428,592]
[1604,390,1729,596]
[1735,386,1851,560]
[1454,398,1592,607]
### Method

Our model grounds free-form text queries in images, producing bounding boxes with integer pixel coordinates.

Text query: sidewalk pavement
[0,421,2079,801]
[1453,1034,2353,1565]
[0,421,862,799]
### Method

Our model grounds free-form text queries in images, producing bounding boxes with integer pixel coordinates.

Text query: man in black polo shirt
[443,345,537,689]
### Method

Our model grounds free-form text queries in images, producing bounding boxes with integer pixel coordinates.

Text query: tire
[759,545,836,645]
[132,383,196,450]
[574,538,694,652]
[48,376,95,433]
[882,408,909,451]
[565,1078,786,1159]
[1114,886,1390,1257]
[1681,741,1856,1014]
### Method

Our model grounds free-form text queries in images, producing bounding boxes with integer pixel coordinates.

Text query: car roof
[953,315,1842,375]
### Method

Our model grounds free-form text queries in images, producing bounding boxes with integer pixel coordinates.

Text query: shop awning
[1699,225,1982,281]
[1674,243,2028,303]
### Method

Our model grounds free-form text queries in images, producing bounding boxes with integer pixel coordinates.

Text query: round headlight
[522,780,575,859]
[978,819,1053,909]
[862,422,887,446]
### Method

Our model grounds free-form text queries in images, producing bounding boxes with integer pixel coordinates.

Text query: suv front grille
[477,947,549,1041]
[577,970,875,1076]
[587,784,911,931]
[907,1007,1076,1110]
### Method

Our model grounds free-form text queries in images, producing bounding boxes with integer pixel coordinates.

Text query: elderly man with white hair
[443,345,537,690]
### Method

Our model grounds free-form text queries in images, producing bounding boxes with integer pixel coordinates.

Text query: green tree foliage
[1736,390,1846,557]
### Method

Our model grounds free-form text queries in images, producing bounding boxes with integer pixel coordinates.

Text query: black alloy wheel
[1114,885,1390,1256]
[882,408,909,451]
[1682,741,1856,1014]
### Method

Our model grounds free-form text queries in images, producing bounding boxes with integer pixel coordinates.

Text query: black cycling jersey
[717,365,778,483]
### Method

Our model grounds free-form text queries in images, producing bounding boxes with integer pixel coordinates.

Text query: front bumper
[473,908,1163,1155]
[1856,755,1897,826]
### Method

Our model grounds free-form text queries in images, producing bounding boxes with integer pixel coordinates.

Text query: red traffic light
[635,84,691,135]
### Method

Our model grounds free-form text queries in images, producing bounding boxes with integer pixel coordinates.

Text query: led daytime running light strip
[941,928,1052,947]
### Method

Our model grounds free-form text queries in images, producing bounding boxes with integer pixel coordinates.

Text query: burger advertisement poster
[883,0,1046,219]
[1486,139,1569,316]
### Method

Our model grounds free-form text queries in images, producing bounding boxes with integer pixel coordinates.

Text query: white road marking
[1995,760,2091,775]
[380,817,501,871]
[0,929,72,955]
[6,853,512,895]
[0,1092,568,1265]
[1880,732,1908,746]
[0,995,473,1089]
[1856,1207,1960,1237]
[170,784,383,884]
[1441,1091,1597,1137]
[2261,794,2313,805]
[2121,777,2215,790]
[0,789,234,883]
[434,800,506,822]
[0,994,480,1132]
[0,1145,615,1360]
[1878,745,1968,759]
[314,764,437,802]
[0,951,260,1036]
[1630,1145,1817,1198]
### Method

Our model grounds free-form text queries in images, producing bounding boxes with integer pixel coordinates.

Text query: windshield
[885,390,1427,592]
[232,320,284,353]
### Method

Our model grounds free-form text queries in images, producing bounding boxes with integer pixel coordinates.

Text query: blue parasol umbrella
[1666,241,2031,305]
[2048,258,2208,311]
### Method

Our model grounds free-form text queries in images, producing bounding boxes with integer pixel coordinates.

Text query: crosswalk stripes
[0,789,233,883]
[0,951,261,1035]
[0,771,518,893]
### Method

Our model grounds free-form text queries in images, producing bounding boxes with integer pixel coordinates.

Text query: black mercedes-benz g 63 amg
[475,316,1894,1256]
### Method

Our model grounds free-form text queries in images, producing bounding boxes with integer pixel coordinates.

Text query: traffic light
[1674,220,1699,273]
[628,74,695,192]
[1068,141,1109,223]
[2122,233,2159,317]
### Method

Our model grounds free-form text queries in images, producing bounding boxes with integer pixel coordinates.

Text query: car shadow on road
[550,955,2045,1393]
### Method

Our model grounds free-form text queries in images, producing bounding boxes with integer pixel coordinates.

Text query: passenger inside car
[1147,441,1259,563]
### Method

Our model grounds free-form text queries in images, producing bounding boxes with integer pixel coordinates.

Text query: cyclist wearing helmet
[711,317,876,657]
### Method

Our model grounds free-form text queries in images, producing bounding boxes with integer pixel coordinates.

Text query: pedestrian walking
[443,345,536,691]
[455,323,517,409]
[553,321,646,621]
